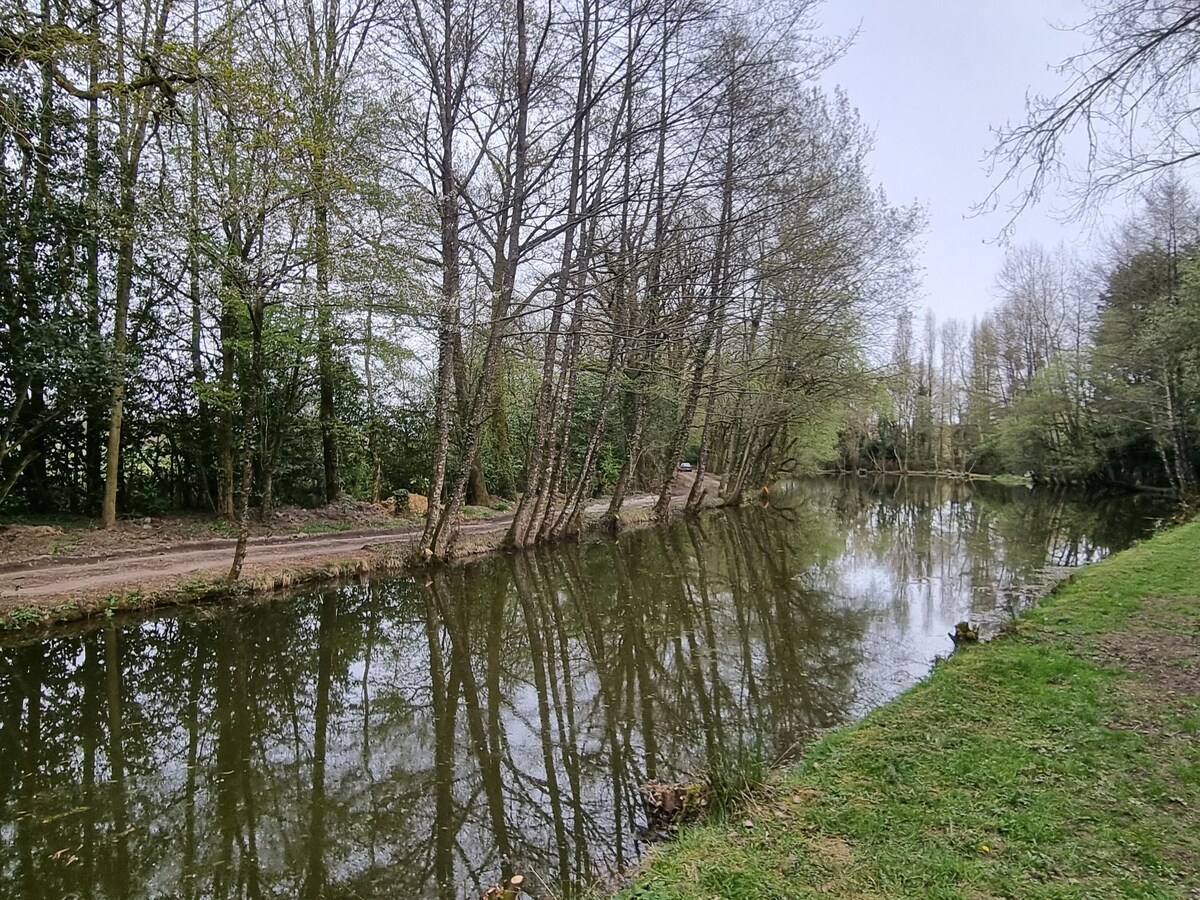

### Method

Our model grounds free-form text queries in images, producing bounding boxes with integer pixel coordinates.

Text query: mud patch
[809,833,854,865]
[1094,597,1200,699]
[639,779,710,840]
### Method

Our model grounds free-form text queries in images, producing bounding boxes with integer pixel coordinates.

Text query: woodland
[840,186,1200,496]
[0,0,921,558]
[4,0,1200,569]
[839,0,1200,496]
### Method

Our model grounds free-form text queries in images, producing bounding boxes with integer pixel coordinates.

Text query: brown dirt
[0,497,410,567]
[1092,598,1200,878]
[0,476,720,625]
[0,515,473,605]
[1094,598,1200,700]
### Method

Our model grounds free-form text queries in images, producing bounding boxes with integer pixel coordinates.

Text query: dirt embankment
[0,473,722,632]
[0,496,417,567]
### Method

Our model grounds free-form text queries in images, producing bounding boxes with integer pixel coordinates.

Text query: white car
[678,461,694,472]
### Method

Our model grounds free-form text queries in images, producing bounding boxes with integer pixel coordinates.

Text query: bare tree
[989,0,1200,219]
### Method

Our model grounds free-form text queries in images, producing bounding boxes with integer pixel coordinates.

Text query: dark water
[0,477,1173,898]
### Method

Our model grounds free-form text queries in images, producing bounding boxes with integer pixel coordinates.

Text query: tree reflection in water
[0,479,1171,898]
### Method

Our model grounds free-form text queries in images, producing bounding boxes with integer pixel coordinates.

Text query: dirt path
[0,492,671,603]
[1,517,463,600]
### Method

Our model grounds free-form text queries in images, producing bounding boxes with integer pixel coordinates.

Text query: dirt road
[0,491,674,603]
[2,518,460,601]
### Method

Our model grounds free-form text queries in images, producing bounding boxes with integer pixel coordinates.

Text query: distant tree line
[841,0,1200,497]
[0,0,921,555]
[839,181,1200,495]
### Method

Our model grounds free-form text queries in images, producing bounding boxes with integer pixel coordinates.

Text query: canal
[0,477,1173,898]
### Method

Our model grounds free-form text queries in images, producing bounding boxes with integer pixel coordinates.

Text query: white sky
[817,0,1119,322]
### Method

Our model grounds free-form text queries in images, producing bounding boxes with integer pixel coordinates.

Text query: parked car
[677,461,694,471]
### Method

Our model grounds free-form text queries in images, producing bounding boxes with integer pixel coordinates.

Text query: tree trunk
[655,185,733,518]
[364,303,382,503]
[101,183,135,529]
[507,0,592,548]
[1166,373,1196,494]
[315,191,341,503]
[686,323,723,514]
[227,295,263,582]
[603,389,645,530]
[430,0,531,558]
[551,299,627,538]
[188,0,211,511]
[605,16,671,529]
[216,295,237,520]
[421,0,467,550]
[83,0,103,513]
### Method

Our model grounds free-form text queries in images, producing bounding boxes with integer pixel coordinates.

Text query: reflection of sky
[833,559,938,710]
[802,478,1172,718]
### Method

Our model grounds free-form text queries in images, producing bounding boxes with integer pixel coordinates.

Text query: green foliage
[0,0,920,530]
[2,606,44,629]
[845,196,1200,493]
[989,358,1101,482]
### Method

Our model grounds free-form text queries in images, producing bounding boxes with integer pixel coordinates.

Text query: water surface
[0,477,1172,898]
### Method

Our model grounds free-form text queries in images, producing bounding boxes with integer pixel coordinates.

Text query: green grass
[706,743,769,819]
[48,537,83,556]
[206,519,239,537]
[293,517,416,535]
[623,521,1200,899]
[295,520,356,534]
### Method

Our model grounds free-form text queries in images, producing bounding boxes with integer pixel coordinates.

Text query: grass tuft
[706,743,768,819]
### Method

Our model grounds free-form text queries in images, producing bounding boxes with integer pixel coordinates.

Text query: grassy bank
[624,520,1200,898]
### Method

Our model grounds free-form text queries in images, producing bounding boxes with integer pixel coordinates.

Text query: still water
[0,477,1173,898]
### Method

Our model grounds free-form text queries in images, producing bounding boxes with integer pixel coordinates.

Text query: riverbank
[0,484,716,635]
[623,519,1200,898]
[827,468,1033,487]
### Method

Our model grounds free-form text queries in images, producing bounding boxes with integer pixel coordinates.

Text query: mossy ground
[624,520,1200,899]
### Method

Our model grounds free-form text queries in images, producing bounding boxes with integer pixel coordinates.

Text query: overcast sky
[817,0,1116,323]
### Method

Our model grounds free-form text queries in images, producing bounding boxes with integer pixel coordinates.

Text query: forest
[834,0,1200,496]
[0,0,921,556]
[6,0,1198,572]
[840,179,1200,495]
